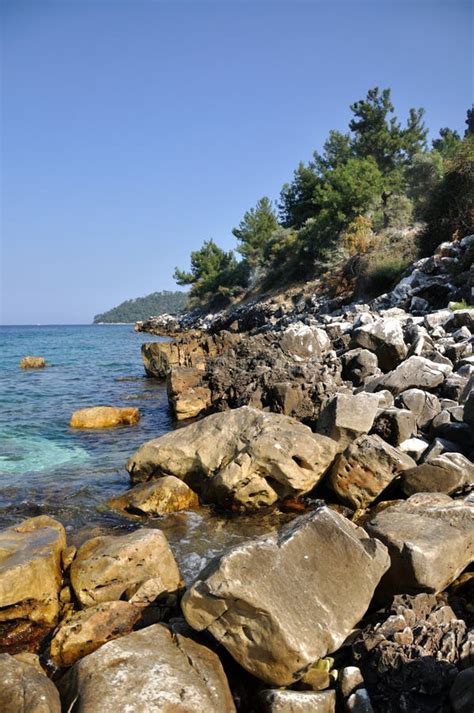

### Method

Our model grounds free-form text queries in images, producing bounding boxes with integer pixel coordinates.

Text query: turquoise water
[0,325,291,580]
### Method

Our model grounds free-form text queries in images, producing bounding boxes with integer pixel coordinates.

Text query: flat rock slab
[376,356,452,396]
[127,406,338,511]
[108,475,199,517]
[59,623,235,713]
[365,493,474,598]
[0,653,60,713]
[69,406,140,428]
[259,689,336,712]
[316,392,379,450]
[182,506,389,686]
[0,516,66,629]
[70,529,181,608]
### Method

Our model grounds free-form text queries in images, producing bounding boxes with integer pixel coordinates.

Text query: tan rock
[259,689,336,712]
[50,601,140,667]
[127,406,338,510]
[70,528,181,608]
[70,406,140,429]
[0,653,61,712]
[0,516,66,628]
[108,475,199,517]
[20,356,46,369]
[59,623,236,712]
[167,366,212,420]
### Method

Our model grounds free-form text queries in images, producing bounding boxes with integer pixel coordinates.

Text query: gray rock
[351,318,407,372]
[402,452,474,496]
[280,323,331,359]
[346,689,374,713]
[424,309,452,330]
[316,392,380,450]
[450,667,474,713]
[377,356,452,396]
[396,388,441,430]
[398,437,430,461]
[365,493,474,598]
[341,349,379,386]
[0,654,60,713]
[259,689,336,713]
[182,507,390,686]
[371,408,417,446]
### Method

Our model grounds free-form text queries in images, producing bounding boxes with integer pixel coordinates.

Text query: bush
[341,215,373,255]
[360,255,411,297]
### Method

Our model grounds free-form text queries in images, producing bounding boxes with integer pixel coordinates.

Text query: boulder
[166,367,211,420]
[259,689,336,712]
[0,654,61,712]
[0,516,66,632]
[396,388,441,430]
[182,507,390,686]
[316,392,379,450]
[376,356,452,396]
[50,601,140,667]
[127,406,338,511]
[59,623,235,712]
[371,407,417,446]
[445,309,474,332]
[108,475,199,517]
[450,668,474,713]
[351,318,407,372]
[70,529,181,608]
[280,323,331,359]
[365,493,474,598]
[341,348,379,386]
[69,406,140,429]
[328,435,415,509]
[19,356,46,369]
[402,452,474,496]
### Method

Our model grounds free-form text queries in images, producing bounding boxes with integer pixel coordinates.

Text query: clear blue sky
[1,0,472,324]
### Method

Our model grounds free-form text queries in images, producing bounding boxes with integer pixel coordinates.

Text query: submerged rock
[59,623,236,712]
[0,653,61,712]
[182,506,389,686]
[69,406,140,429]
[127,406,338,510]
[19,356,46,369]
[108,475,199,517]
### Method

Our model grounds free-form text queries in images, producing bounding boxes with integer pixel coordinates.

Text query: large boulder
[396,388,441,430]
[328,434,415,509]
[315,392,379,450]
[59,623,236,712]
[70,529,181,608]
[341,348,379,386]
[280,323,331,359]
[0,654,61,712]
[402,452,474,496]
[351,318,407,372]
[365,493,474,598]
[0,516,66,632]
[375,356,452,396]
[108,475,199,517]
[182,507,390,686]
[69,406,140,429]
[127,406,338,511]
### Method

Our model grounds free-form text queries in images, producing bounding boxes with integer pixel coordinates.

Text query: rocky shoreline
[1,236,473,712]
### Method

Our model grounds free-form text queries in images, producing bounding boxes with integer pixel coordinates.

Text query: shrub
[360,255,411,297]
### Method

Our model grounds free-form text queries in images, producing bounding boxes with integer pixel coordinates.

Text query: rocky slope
[1,235,473,712]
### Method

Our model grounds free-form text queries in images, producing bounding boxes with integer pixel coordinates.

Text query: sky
[1,0,472,324]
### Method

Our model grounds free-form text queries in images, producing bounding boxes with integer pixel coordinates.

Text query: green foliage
[361,255,411,298]
[233,197,278,265]
[432,128,461,159]
[405,151,444,219]
[93,290,187,323]
[450,300,474,310]
[279,162,320,228]
[383,194,414,229]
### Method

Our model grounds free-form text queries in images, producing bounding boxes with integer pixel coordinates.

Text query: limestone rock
[182,507,390,686]
[69,406,140,429]
[341,348,379,386]
[365,493,474,598]
[376,356,453,395]
[19,356,46,369]
[127,406,338,511]
[108,475,199,517]
[280,323,331,359]
[59,623,235,712]
[50,601,140,667]
[0,516,66,629]
[166,367,211,420]
[351,318,407,372]
[316,392,379,450]
[371,408,417,446]
[396,388,441,430]
[259,689,336,712]
[402,452,474,496]
[0,654,60,712]
[70,529,181,608]
[328,435,415,509]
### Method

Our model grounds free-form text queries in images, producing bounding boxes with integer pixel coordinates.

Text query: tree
[432,128,461,158]
[279,162,320,228]
[405,151,444,219]
[465,106,474,137]
[233,197,278,265]
[174,239,246,304]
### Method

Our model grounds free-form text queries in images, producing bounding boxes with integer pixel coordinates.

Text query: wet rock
[0,516,66,636]
[182,507,389,686]
[108,475,199,517]
[328,435,415,509]
[19,356,46,369]
[70,529,181,608]
[259,689,336,712]
[69,406,140,429]
[402,453,474,496]
[341,349,379,387]
[365,493,474,598]
[316,392,379,450]
[166,367,212,420]
[351,318,407,372]
[127,407,338,510]
[376,356,452,395]
[50,601,140,667]
[0,653,61,712]
[371,407,417,446]
[450,667,474,713]
[59,623,236,712]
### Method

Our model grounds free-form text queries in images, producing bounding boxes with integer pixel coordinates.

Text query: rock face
[19,356,46,369]
[108,475,199,517]
[141,332,237,378]
[0,516,66,631]
[166,366,212,420]
[69,406,140,429]
[365,493,474,598]
[0,653,61,712]
[127,406,338,510]
[182,507,390,686]
[50,601,140,667]
[70,529,181,608]
[315,392,379,450]
[59,623,236,713]
[328,435,416,509]
[402,452,474,496]
[351,318,407,371]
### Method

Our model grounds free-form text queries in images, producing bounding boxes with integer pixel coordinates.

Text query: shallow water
[0,324,292,581]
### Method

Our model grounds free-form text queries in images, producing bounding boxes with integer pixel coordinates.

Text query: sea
[0,324,290,581]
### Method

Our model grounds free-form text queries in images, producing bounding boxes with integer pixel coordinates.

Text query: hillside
[93,290,187,323]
